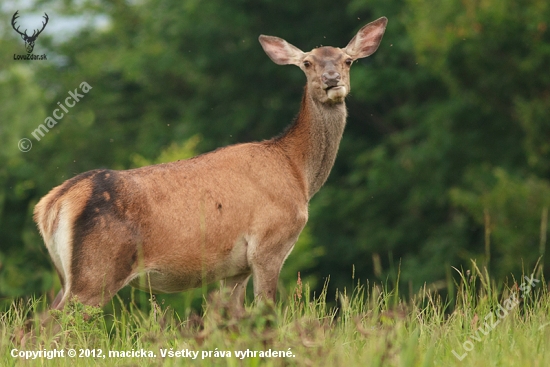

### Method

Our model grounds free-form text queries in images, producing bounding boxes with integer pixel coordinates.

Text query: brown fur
[33,17,388,312]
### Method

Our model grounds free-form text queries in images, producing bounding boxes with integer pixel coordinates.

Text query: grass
[1,263,549,366]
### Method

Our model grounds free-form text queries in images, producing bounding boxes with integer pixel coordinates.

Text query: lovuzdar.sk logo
[12,10,48,61]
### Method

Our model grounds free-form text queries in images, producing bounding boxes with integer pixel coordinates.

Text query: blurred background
[0,0,549,310]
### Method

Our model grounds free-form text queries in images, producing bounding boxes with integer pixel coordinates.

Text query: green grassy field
[1,264,549,366]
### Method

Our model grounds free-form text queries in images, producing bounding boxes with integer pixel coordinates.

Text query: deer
[33,17,388,315]
[11,11,49,54]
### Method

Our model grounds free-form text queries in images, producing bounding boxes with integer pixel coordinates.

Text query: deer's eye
[345,59,353,66]
[303,60,311,68]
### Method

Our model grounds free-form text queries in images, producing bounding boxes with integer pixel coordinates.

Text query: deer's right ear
[259,35,304,66]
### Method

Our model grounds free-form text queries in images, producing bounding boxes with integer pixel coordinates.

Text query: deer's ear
[259,35,304,66]
[345,17,388,60]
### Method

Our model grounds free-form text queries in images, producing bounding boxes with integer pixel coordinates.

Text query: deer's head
[12,11,49,54]
[259,17,387,105]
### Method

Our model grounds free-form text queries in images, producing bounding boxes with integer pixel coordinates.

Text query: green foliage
[131,135,202,167]
[451,168,550,276]
[311,0,550,291]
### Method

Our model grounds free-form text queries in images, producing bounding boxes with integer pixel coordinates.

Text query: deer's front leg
[250,237,298,303]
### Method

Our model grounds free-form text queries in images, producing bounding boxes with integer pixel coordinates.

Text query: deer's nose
[322,71,341,87]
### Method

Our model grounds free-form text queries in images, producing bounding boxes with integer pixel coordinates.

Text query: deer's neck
[276,86,347,200]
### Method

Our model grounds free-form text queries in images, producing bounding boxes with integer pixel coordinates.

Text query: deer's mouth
[325,85,347,101]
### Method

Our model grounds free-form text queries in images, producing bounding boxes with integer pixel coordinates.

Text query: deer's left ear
[259,35,305,66]
[345,17,388,60]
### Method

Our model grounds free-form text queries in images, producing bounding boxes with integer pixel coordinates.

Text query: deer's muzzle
[322,71,341,89]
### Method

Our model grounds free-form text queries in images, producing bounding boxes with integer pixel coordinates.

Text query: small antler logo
[11,10,49,54]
